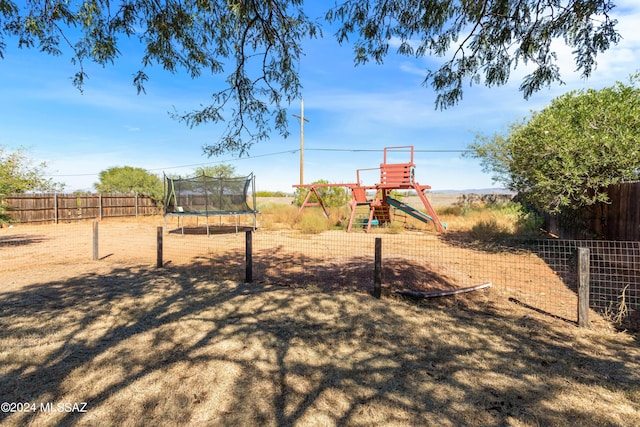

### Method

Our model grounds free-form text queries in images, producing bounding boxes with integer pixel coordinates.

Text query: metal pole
[300,99,304,186]
[292,99,310,186]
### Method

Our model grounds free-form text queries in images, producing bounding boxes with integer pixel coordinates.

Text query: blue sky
[1,1,639,193]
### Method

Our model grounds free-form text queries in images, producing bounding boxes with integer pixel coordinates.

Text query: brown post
[54,193,59,224]
[92,221,99,260]
[157,226,163,268]
[578,247,590,327]
[245,230,253,283]
[373,238,382,298]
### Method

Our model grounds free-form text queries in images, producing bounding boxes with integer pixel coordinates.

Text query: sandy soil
[0,214,606,329]
[0,218,638,427]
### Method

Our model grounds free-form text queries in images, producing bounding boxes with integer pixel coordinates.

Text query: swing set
[293,146,446,233]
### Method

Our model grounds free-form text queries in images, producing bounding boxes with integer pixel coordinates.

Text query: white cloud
[392,2,640,93]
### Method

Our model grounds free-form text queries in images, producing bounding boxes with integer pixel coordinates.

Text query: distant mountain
[432,188,515,195]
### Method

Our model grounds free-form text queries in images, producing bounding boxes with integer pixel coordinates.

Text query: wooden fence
[593,182,640,241]
[4,193,161,224]
[546,182,640,240]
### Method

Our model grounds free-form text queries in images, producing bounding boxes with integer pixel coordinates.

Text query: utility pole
[292,99,309,186]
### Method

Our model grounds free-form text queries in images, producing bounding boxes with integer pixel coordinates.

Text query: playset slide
[386,196,437,226]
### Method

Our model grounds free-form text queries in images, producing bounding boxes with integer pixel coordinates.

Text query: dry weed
[604,284,631,325]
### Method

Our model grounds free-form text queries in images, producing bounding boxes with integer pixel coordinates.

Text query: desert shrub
[437,200,543,238]
[0,202,12,226]
[292,180,349,208]
[437,205,469,216]
[258,203,298,230]
[514,206,545,237]
[470,218,511,240]
[255,190,290,197]
[296,211,332,234]
[326,205,351,230]
[382,220,405,234]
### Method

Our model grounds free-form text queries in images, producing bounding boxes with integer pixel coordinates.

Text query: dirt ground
[2,210,640,426]
[0,200,611,326]
[1,246,639,426]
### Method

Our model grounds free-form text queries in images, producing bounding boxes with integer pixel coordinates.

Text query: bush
[383,220,405,234]
[255,191,290,197]
[293,180,349,208]
[437,205,469,216]
[470,218,510,240]
[296,211,332,234]
[258,203,298,230]
[0,203,12,227]
[514,206,545,237]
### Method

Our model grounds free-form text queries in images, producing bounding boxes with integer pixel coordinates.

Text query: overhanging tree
[467,75,640,214]
[0,1,620,155]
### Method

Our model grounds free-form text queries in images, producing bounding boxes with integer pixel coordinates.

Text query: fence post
[92,221,99,260]
[578,247,590,328]
[245,230,253,283]
[54,193,59,224]
[156,226,163,268]
[373,237,382,298]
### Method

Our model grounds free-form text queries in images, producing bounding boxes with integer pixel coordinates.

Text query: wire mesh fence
[250,233,591,326]
[1,219,638,330]
[531,239,640,327]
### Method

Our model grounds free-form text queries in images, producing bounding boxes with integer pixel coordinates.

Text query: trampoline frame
[163,173,259,235]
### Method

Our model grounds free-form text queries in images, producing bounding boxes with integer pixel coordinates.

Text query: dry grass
[257,200,350,233]
[257,202,298,230]
[257,195,533,239]
[437,205,520,235]
[1,259,639,426]
[1,197,639,426]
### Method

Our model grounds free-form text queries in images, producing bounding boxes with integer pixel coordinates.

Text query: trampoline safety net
[164,173,257,215]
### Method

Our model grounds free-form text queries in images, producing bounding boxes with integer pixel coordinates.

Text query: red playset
[293,146,446,232]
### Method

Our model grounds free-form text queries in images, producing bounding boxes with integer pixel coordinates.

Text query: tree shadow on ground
[440,230,536,255]
[166,225,255,235]
[0,234,48,247]
[1,257,639,426]
[253,245,461,297]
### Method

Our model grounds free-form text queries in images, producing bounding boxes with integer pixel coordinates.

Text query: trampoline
[164,173,259,235]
